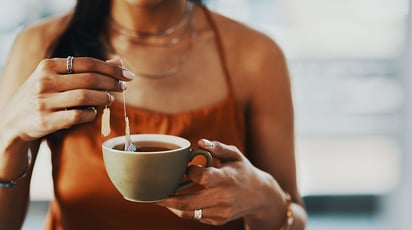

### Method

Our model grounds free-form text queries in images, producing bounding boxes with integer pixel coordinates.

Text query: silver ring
[106,91,113,106]
[66,56,74,74]
[193,209,202,221]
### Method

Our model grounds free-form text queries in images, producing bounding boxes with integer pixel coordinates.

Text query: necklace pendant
[101,106,111,137]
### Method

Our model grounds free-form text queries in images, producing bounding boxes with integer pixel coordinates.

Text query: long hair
[49,0,202,59]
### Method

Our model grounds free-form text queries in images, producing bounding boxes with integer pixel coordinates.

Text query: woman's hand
[0,57,134,141]
[157,139,285,229]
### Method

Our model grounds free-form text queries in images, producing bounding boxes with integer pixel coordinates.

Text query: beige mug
[102,134,213,202]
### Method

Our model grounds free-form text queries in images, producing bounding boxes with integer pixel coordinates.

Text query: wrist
[244,171,286,230]
[0,117,25,150]
[0,149,32,188]
[0,127,31,181]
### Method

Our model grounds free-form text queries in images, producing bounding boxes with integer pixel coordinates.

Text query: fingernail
[122,67,136,80]
[89,107,97,116]
[119,57,126,66]
[119,80,127,90]
[201,139,215,148]
[106,55,121,63]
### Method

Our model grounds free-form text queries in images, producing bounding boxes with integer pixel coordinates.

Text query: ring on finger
[66,56,74,74]
[106,91,113,106]
[193,209,202,221]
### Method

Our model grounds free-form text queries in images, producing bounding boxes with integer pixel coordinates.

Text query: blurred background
[1,0,411,229]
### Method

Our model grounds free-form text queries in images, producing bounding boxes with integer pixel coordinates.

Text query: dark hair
[49,0,202,59]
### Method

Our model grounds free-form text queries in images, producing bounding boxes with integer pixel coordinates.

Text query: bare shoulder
[212,12,282,55]
[0,13,72,104]
[207,10,288,103]
[10,12,72,65]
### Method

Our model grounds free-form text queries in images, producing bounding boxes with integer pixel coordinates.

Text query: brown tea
[113,141,180,152]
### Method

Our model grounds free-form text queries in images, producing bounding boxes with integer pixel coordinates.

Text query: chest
[113,32,231,114]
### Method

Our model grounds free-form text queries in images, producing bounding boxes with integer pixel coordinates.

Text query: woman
[0,0,307,229]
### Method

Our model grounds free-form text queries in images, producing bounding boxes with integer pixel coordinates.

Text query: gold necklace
[111,17,192,47]
[115,23,196,79]
[110,2,193,46]
[108,3,196,79]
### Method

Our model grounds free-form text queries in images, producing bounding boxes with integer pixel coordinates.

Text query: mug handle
[175,148,213,191]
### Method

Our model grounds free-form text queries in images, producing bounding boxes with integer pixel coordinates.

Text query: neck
[110,0,188,35]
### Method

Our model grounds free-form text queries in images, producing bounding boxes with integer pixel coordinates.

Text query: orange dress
[45,5,246,230]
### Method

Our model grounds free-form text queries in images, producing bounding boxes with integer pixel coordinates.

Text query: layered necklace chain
[111,2,193,46]
[108,2,196,79]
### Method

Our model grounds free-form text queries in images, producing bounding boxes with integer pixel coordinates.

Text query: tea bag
[101,102,111,137]
[124,116,136,151]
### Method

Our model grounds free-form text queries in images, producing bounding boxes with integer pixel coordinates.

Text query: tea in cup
[102,134,212,202]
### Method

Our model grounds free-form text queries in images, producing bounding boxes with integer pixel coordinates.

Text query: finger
[166,207,185,217]
[165,207,202,221]
[46,73,126,93]
[73,57,135,80]
[45,107,98,131]
[38,57,135,81]
[106,55,123,66]
[198,139,243,162]
[158,192,213,212]
[158,190,236,225]
[165,207,204,221]
[187,165,227,188]
[106,56,135,82]
[39,90,114,110]
[165,207,229,226]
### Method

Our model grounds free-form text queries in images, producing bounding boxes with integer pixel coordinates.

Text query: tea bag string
[122,81,137,151]
[122,83,130,147]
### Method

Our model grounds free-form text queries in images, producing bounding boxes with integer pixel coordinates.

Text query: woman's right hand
[1,57,134,141]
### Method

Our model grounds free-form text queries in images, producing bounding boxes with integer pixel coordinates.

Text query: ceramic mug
[102,134,213,202]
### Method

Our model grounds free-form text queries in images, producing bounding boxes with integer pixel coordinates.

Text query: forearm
[0,180,31,230]
[0,129,36,229]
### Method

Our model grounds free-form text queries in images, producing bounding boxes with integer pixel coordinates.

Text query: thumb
[106,55,135,80]
[106,55,123,66]
[198,139,243,163]
[187,165,226,188]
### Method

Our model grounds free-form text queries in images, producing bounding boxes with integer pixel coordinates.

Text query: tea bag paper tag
[101,107,111,137]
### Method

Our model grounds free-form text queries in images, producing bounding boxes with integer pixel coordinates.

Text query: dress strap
[199,4,236,99]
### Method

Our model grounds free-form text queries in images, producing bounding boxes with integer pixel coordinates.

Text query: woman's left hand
[157,139,282,227]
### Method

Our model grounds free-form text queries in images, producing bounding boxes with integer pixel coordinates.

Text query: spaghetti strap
[199,4,236,99]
